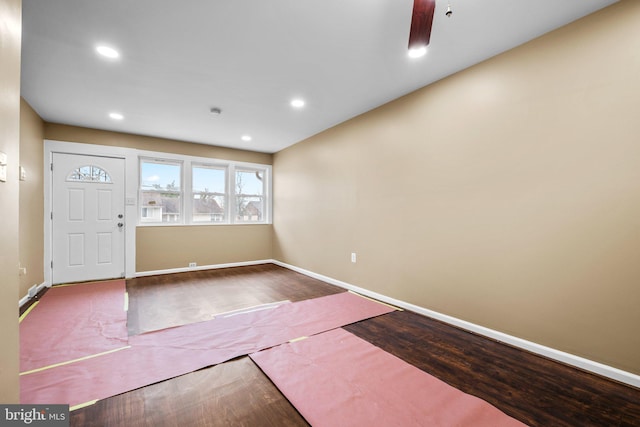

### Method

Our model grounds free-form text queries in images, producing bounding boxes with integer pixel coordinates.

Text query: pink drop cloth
[20,280,128,373]
[21,292,395,407]
[250,328,528,427]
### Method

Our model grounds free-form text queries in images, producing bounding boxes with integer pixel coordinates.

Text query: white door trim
[44,140,138,286]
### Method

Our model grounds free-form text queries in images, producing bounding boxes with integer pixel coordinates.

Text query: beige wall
[137,225,272,272]
[0,0,21,403]
[44,124,274,272]
[273,1,640,374]
[19,98,44,297]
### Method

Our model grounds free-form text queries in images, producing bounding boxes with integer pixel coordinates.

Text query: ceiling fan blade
[408,0,436,49]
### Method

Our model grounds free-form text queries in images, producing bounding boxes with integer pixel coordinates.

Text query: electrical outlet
[351,253,357,263]
[189,262,197,268]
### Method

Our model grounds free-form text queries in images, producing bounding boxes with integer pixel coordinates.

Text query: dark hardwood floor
[53,264,639,426]
[344,312,640,427]
[126,264,343,335]
[69,357,309,427]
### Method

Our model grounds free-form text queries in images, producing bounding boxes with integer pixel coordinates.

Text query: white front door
[52,153,125,284]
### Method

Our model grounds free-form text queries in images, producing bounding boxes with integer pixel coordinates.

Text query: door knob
[118,214,123,218]
[118,222,124,228]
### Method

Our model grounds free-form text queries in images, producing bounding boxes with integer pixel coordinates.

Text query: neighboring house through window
[139,159,182,224]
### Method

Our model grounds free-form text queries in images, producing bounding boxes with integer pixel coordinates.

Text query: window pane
[141,161,181,191]
[236,196,264,222]
[235,170,264,222]
[193,166,226,223]
[140,160,182,223]
[140,191,182,223]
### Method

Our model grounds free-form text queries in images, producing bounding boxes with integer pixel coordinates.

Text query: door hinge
[51,212,53,220]
[51,261,53,269]
[50,163,53,171]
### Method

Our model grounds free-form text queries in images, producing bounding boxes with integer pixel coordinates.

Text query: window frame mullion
[184,162,192,225]
[228,164,236,224]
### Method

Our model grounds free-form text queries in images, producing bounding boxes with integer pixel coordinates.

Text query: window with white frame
[139,159,183,224]
[138,154,270,226]
[192,164,227,223]
[235,168,265,222]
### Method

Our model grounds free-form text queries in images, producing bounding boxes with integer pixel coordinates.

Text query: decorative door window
[66,165,112,183]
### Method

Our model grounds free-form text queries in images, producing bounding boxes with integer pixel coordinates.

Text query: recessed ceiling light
[408,46,427,58]
[290,98,305,108]
[96,45,120,59]
[241,135,252,142]
[109,112,124,120]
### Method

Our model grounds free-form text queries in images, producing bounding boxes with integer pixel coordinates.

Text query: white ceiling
[21,0,617,154]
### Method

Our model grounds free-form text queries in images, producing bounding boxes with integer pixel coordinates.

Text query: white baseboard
[19,282,48,308]
[271,259,640,389]
[135,259,273,278]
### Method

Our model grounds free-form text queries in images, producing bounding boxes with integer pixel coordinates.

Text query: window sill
[136,222,272,227]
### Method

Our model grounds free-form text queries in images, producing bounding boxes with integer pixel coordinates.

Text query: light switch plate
[19,166,26,181]
[0,152,7,182]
